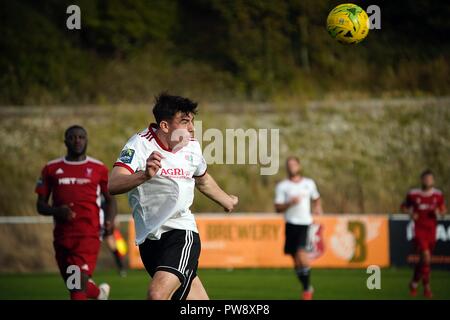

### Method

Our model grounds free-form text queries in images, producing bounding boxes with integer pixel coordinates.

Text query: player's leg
[186,276,209,300]
[80,237,110,300]
[139,236,181,300]
[409,254,421,295]
[410,229,435,298]
[422,229,437,298]
[139,230,200,300]
[105,233,126,276]
[421,249,431,284]
[148,270,182,300]
[54,240,87,300]
[285,223,311,299]
[410,231,426,296]
[294,225,313,299]
[85,277,110,300]
[421,246,433,298]
[294,248,313,296]
[170,230,202,300]
[69,270,89,300]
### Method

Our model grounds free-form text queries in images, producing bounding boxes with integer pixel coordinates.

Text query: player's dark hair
[420,169,433,178]
[152,92,198,125]
[286,156,300,164]
[64,125,87,138]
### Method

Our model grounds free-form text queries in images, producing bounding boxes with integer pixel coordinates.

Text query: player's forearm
[196,174,232,208]
[108,171,148,195]
[275,203,290,213]
[36,200,59,216]
[313,199,323,215]
[436,206,447,217]
[103,196,118,222]
[400,203,412,214]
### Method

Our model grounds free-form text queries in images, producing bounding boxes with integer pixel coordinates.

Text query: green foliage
[0,1,91,104]
[79,0,178,55]
[1,0,449,104]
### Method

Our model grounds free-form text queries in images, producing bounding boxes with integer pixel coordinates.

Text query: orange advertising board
[128,214,389,269]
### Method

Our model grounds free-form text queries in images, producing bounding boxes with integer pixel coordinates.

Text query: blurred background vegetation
[0,99,449,217]
[1,0,449,105]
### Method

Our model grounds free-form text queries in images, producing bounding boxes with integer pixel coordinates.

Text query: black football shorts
[139,229,201,300]
[284,223,310,254]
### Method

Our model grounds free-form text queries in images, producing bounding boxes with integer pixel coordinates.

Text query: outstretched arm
[195,173,238,212]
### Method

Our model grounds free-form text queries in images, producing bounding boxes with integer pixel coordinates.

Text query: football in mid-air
[326,3,369,44]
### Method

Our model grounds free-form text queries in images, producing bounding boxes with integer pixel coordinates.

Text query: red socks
[413,262,431,287]
[70,291,87,300]
[69,279,100,300]
[421,264,431,287]
[86,280,100,299]
[413,263,422,282]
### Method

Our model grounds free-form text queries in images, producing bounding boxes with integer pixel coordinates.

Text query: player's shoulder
[86,156,104,165]
[125,127,157,150]
[408,188,422,195]
[276,179,290,189]
[45,157,64,166]
[432,188,444,196]
[43,157,64,170]
[302,177,317,187]
[129,127,150,143]
[137,126,152,139]
[187,138,202,153]
[86,156,108,170]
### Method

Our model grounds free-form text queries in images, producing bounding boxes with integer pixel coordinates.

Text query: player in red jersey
[36,125,117,300]
[401,169,447,298]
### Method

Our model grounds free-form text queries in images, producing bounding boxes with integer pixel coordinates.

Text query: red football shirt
[401,188,446,229]
[35,156,109,241]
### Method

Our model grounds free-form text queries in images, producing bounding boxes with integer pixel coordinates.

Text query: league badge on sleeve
[185,154,193,163]
[36,177,44,187]
[119,149,135,164]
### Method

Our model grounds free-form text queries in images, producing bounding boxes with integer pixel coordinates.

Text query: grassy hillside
[0,98,449,271]
[0,98,449,216]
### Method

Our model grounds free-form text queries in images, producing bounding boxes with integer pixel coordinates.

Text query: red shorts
[414,226,436,252]
[53,237,101,279]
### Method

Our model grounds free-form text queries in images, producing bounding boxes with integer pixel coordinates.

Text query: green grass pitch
[1,268,449,300]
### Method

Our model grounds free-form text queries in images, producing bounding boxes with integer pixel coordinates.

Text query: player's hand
[412,213,419,221]
[289,196,300,206]
[104,220,114,236]
[224,194,239,213]
[145,151,164,179]
[54,205,76,223]
[433,208,443,219]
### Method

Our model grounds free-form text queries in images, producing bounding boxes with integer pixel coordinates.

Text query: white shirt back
[274,177,320,225]
[114,124,207,244]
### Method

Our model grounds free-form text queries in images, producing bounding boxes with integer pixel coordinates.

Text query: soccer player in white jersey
[274,156,323,300]
[108,93,238,300]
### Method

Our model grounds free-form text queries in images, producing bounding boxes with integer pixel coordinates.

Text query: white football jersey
[274,177,320,225]
[114,124,207,244]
